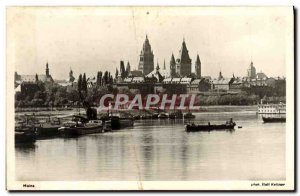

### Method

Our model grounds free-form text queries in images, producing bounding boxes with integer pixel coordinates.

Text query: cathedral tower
[138,35,154,75]
[176,39,192,76]
[195,54,201,78]
[247,61,256,79]
[46,62,49,77]
[170,53,176,77]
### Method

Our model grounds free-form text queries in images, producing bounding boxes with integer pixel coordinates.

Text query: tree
[115,68,119,80]
[96,71,102,86]
[78,74,82,92]
[82,73,87,93]
[35,74,39,82]
[103,71,108,86]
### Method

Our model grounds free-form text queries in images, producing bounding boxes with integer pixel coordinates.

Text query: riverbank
[15,105,257,117]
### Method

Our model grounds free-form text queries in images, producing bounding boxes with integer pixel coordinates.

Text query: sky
[8,7,293,80]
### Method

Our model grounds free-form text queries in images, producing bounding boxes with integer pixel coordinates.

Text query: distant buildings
[15,62,54,85]
[14,34,285,99]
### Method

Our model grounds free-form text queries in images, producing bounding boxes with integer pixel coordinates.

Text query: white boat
[257,102,286,114]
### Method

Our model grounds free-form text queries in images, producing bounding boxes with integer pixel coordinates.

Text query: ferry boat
[257,102,286,114]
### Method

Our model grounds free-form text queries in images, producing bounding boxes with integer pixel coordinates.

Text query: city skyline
[9,7,290,80]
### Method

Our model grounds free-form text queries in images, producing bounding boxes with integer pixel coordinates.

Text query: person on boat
[208,122,210,126]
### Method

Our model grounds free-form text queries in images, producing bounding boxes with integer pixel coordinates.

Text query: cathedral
[138,35,154,75]
[195,54,201,78]
[175,39,192,77]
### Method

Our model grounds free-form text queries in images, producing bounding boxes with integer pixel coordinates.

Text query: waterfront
[15,110,285,181]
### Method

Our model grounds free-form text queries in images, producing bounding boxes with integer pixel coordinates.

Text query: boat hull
[36,126,61,138]
[186,124,236,132]
[262,117,286,123]
[15,131,36,143]
[59,125,103,137]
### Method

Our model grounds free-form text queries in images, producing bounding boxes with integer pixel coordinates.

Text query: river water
[15,111,285,181]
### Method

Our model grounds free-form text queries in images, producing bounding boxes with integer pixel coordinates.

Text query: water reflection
[15,111,286,181]
[15,143,36,154]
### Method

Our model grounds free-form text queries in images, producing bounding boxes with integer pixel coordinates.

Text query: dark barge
[262,116,286,123]
[186,119,236,132]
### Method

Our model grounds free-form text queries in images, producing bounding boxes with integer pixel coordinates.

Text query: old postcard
[6,6,294,191]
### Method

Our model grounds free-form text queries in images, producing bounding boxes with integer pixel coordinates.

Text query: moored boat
[184,112,195,119]
[59,120,103,137]
[186,119,236,132]
[151,113,159,119]
[257,101,286,114]
[169,110,183,119]
[35,117,62,138]
[104,116,134,131]
[262,116,286,123]
[15,126,36,144]
[158,112,168,119]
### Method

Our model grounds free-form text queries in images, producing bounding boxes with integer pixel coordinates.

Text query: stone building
[138,35,154,75]
[15,62,54,85]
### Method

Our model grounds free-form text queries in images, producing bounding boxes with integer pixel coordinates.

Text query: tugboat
[186,118,236,132]
[262,116,286,123]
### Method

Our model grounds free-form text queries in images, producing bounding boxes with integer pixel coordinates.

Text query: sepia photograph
[6,6,294,191]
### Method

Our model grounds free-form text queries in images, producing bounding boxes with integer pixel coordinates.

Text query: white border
[2,1,297,194]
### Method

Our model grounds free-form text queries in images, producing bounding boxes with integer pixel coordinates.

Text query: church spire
[170,53,176,77]
[138,34,154,75]
[195,54,201,78]
[156,60,160,71]
[176,38,191,76]
[46,62,49,77]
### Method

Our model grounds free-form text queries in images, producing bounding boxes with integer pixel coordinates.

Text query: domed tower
[138,35,154,75]
[195,54,201,78]
[247,61,256,79]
